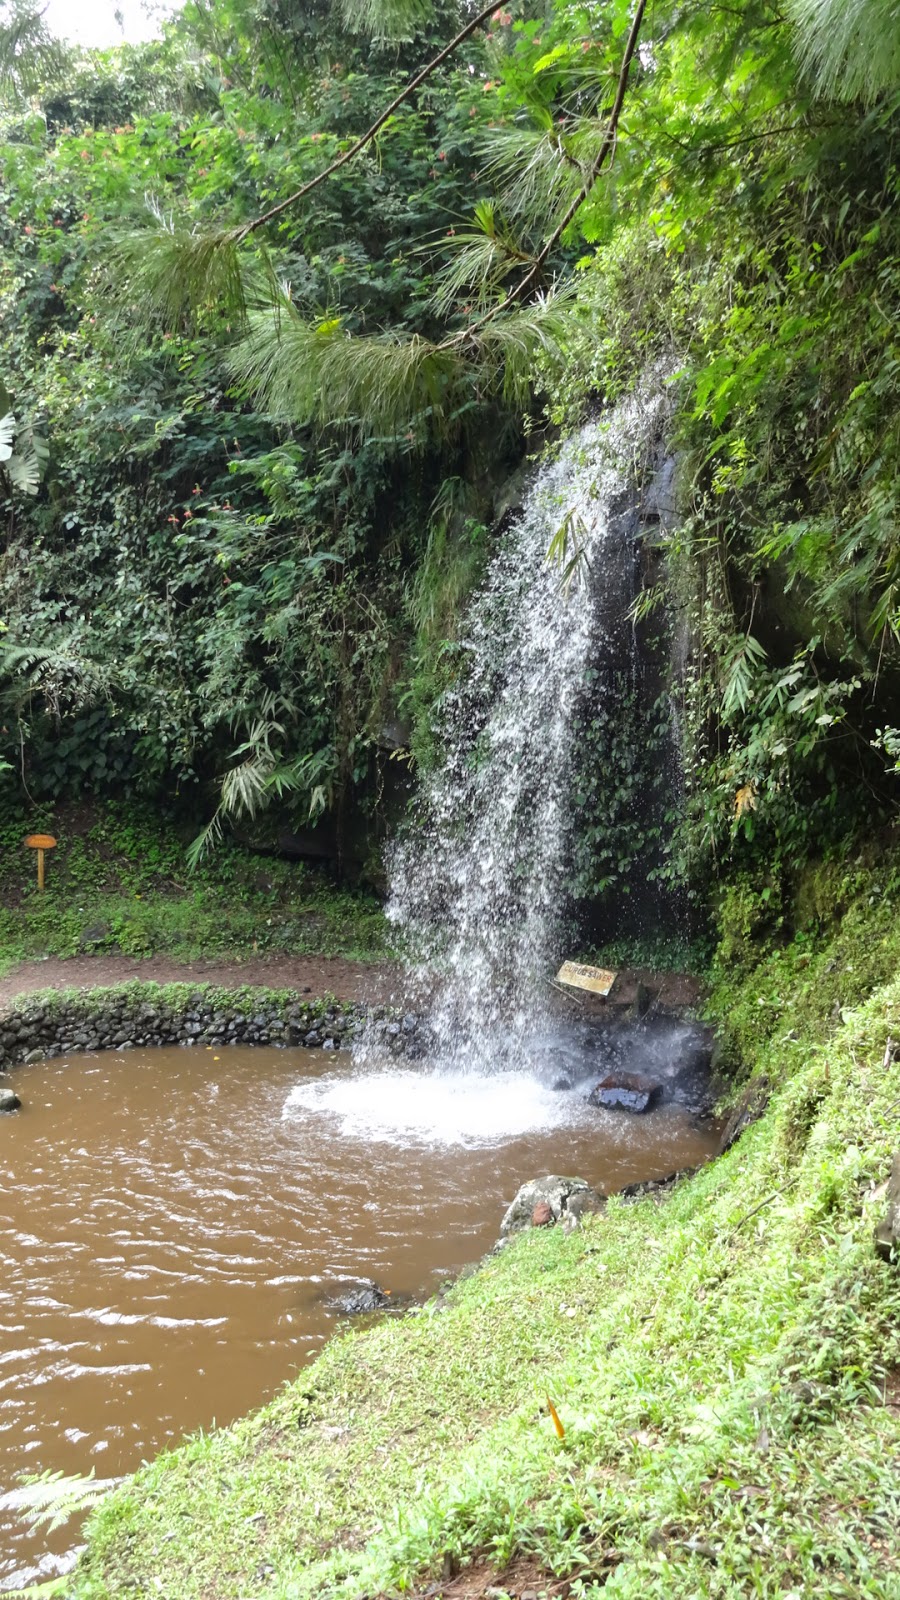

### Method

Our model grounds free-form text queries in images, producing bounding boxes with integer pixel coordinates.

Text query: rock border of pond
[0,979,418,1073]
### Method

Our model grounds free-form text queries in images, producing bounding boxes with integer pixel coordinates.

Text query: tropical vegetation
[1,0,899,936]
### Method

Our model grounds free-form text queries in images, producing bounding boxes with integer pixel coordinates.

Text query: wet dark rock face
[588,1071,661,1113]
[521,1009,717,1118]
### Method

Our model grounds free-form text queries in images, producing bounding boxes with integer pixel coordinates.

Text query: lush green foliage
[0,799,388,967]
[6,0,900,911]
[531,0,900,902]
[0,0,525,856]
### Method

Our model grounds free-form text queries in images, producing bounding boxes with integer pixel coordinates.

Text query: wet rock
[0,1086,21,1112]
[721,1077,769,1152]
[588,1071,661,1113]
[501,1174,603,1235]
[328,1279,392,1315]
[566,1186,606,1222]
[630,981,652,1020]
[618,1168,695,1200]
[531,1202,553,1226]
[875,1154,900,1262]
[551,1073,573,1091]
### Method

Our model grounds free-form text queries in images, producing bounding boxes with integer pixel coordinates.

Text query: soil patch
[0,953,399,1009]
[409,1557,575,1600]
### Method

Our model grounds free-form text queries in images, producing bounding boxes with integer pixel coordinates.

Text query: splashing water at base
[284,1064,591,1145]
[383,378,670,1073]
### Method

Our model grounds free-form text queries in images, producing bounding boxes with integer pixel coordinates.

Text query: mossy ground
[0,801,389,971]
[46,860,900,1600]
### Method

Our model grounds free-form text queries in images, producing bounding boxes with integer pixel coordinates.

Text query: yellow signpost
[555,960,617,998]
[24,833,57,892]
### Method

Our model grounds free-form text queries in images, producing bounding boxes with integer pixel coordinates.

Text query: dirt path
[0,953,703,1016]
[0,953,401,1009]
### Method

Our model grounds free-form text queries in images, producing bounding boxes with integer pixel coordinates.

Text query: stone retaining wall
[0,982,367,1070]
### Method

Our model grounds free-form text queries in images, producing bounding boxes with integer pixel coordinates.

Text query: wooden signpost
[24,833,57,892]
[556,960,617,998]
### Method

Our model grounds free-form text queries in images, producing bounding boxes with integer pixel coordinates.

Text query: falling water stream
[0,376,715,1589]
[384,379,669,1070]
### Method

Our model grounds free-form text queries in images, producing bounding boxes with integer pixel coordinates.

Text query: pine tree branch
[235,0,506,242]
[444,0,647,347]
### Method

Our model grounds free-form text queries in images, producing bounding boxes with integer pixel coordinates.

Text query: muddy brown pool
[0,1045,719,1588]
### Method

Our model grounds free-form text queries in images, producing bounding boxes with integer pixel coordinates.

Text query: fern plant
[788,0,900,102]
[0,401,47,497]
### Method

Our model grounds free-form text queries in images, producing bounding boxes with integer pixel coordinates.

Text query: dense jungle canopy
[3,0,900,928]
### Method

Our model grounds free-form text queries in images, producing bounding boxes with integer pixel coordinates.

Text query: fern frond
[0,407,48,495]
[479,124,587,228]
[1,1469,115,1533]
[340,0,432,39]
[428,203,536,316]
[107,208,256,334]
[474,284,575,403]
[230,300,468,443]
[787,0,900,101]
[0,638,117,714]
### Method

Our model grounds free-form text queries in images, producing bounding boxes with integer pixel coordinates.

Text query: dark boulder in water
[588,1071,661,1114]
[327,1280,392,1315]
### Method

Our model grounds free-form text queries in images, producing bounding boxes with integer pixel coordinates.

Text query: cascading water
[381,376,671,1074]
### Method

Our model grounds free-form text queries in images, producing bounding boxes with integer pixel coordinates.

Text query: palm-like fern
[229,280,574,444]
[188,695,336,866]
[340,0,433,40]
[230,300,467,439]
[788,0,900,101]
[0,394,48,497]
[0,0,69,101]
[427,201,538,317]
[109,210,254,333]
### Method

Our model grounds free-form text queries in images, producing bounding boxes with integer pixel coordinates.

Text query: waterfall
[382,377,670,1074]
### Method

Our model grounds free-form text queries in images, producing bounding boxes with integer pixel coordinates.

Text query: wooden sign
[556,960,617,998]
[24,833,57,892]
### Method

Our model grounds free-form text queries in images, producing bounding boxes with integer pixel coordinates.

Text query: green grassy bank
[0,802,388,970]
[45,857,900,1600]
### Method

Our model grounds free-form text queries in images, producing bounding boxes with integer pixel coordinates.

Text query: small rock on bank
[501,1175,604,1235]
[875,1154,900,1262]
[327,1279,393,1315]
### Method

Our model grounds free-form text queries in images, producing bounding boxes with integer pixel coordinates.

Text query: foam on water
[282,1066,593,1147]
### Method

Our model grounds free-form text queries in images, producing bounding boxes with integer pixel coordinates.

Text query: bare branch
[235,0,507,243]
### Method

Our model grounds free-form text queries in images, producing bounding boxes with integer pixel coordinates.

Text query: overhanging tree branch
[445,0,647,346]
[235,0,508,242]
